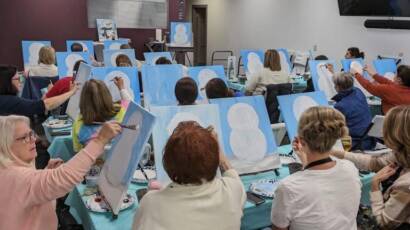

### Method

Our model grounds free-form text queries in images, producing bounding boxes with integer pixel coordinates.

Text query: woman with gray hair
[331,72,376,150]
[0,115,122,230]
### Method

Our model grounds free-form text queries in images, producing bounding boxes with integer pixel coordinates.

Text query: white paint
[227,103,259,129]
[384,72,396,81]
[198,68,218,98]
[350,61,364,75]
[187,0,410,65]
[28,43,46,66]
[278,50,291,74]
[316,63,336,99]
[105,71,134,102]
[110,52,124,66]
[65,54,84,76]
[293,96,319,122]
[174,24,189,45]
[247,52,263,75]
[167,112,203,135]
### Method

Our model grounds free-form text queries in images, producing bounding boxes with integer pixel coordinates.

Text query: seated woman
[332,72,376,150]
[45,60,86,98]
[155,57,172,65]
[175,77,198,105]
[245,49,291,95]
[115,54,133,67]
[331,106,410,229]
[271,107,361,230]
[0,115,121,230]
[27,46,58,77]
[345,47,365,59]
[0,65,76,117]
[72,79,131,152]
[132,121,246,230]
[205,78,235,99]
[351,64,410,114]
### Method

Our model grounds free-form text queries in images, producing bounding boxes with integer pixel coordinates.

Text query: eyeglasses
[15,130,37,144]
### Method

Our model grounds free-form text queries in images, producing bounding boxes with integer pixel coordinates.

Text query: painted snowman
[28,42,46,67]
[278,51,290,74]
[316,62,336,99]
[350,61,372,97]
[228,103,267,162]
[198,68,218,99]
[104,70,134,102]
[174,24,189,46]
[247,52,263,75]
[293,95,319,122]
[65,53,84,76]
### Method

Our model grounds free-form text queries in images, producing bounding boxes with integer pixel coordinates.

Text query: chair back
[21,76,59,100]
[265,83,293,124]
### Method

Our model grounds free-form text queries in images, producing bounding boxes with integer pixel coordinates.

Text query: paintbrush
[138,163,150,181]
[92,122,139,130]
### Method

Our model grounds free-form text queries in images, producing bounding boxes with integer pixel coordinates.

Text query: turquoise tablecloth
[227,77,307,94]
[65,145,374,230]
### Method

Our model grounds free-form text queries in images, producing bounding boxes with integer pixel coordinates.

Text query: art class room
[1,0,410,229]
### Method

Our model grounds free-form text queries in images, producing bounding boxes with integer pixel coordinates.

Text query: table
[227,77,308,94]
[65,145,374,230]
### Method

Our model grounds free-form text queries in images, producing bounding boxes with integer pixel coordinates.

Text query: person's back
[272,159,361,230]
[134,170,244,230]
[28,46,58,77]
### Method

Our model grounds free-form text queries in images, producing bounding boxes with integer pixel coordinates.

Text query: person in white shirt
[245,49,291,95]
[27,46,58,77]
[271,106,361,230]
[132,121,246,230]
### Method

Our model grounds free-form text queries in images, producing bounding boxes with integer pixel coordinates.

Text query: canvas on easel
[21,40,52,71]
[56,52,91,78]
[277,48,292,74]
[66,40,94,56]
[373,59,397,81]
[143,52,173,65]
[103,49,137,67]
[210,96,280,174]
[150,104,224,185]
[277,91,328,141]
[141,64,183,108]
[188,65,227,100]
[96,19,118,41]
[66,63,92,119]
[91,67,140,104]
[98,102,156,215]
[309,60,338,99]
[170,22,193,47]
[103,39,129,50]
[240,49,264,77]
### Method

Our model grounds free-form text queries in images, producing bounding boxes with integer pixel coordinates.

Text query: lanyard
[304,157,333,170]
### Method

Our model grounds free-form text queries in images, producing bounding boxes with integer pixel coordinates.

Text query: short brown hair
[383,106,410,168]
[163,121,219,185]
[79,79,121,124]
[115,54,132,67]
[38,46,55,65]
[205,78,234,99]
[333,72,354,91]
[264,49,281,72]
[298,107,349,153]
[175,77,198,105]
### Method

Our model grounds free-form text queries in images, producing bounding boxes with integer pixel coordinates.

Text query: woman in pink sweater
[0,115,122,230]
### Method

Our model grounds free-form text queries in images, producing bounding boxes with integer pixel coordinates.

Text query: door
[192,5,207,66]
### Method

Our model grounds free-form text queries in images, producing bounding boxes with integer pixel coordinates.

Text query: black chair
[265,83,293,124]
[21,76,59,100]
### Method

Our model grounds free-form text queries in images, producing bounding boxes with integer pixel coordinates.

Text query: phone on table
[136,188,148,202]
[246,191,265,205]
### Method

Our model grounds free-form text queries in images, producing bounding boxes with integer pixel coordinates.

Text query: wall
[0,0,185,69]
[188,0,410,65]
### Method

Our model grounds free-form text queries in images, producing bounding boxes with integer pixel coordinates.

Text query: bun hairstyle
[347,47,365,59]
[298,107,349,153]
[383,106,410,168]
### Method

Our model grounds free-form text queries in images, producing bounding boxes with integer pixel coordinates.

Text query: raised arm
[43,82,77,111]
[25,122,121,206]
[330,150,396,172]
[372,74,394,85]
[354,73,387,98]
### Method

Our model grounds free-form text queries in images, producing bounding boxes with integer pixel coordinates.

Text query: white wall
[188,0,410,65]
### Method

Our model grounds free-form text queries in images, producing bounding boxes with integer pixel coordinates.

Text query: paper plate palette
[249,179,280,198]
[46,119,72,129]
[132,167,156,184]
[85,193,135,213]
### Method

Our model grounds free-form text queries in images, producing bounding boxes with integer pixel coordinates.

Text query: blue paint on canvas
[341,58,370,79]
[188,65,227,100]
[104,102,156,185]
[56,52,91,78]
[277,48,292,73]
[21,40,51,70]
[308,60,338,98]
[143,52,173,65]
[210,96,277,161]
[91,67,141,104]
[103,49,137,67]
[373,59,397,79]
[141,64,183,108]
[278,91,328,141]
[170,22,193,47]
[240,49,265,74]
[150,104,223,184]
[66,40,94,56]
[103,39,129,50]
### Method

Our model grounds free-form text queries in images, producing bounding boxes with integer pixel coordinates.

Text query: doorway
[192,5,207,66]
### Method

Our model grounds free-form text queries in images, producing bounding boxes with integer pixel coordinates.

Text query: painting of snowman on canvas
[96,19,118,41]
[240,49,264,77]
[373,59,397,81]
[66,40,94,55]
[103,39,129,50]
[21,41,51,70]
[103,49,137,67]
[277,91,328,141]
[91,67,140,104]
[277,48,292,74]
[150,104,224,184]
[143,52,173,65]
[309,60,338,99]
[170,22,193,47]
[188,65,227,101]
[210,96,280,174]
[56,52,91,78]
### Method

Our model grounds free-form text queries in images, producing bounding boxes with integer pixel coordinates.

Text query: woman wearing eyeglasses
[0,115,122,230]
[0,65,76,117]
